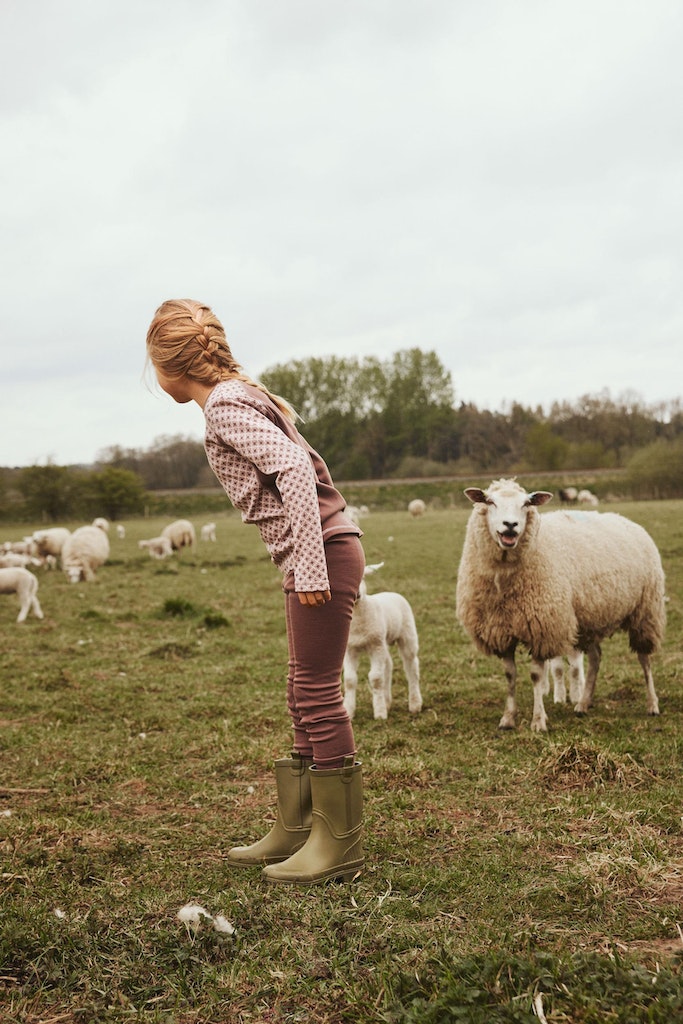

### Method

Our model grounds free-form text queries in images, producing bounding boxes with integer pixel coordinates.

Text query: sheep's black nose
[503,521,518,531]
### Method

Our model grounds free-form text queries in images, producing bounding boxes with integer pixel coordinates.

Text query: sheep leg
[342,650,360,720]
[637,652,660,716]
[530,657,549,732]
[568,649,585,703]
[499,654,518,729]
[549,657,564,702]
[575,642,601,714]
[368,648,392,720]
[16,592,31,623]
[398,637,422,714]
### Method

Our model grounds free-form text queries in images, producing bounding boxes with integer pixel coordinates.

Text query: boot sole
[263,860,364,885]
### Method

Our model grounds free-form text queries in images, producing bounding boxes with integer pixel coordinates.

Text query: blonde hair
[145,299,298,422]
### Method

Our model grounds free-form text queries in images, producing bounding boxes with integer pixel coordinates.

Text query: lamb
[0,567,44,623]
[61,525,110,582]
[161,519,196,551]
[408,498,426,517]
[455,478,666,732]
[0,552,41,569]
[32,527,71,562]
[577,489,599,506]
[342,563,422,721]
[116,524,126,539]
[200,522,217,542]
[557,487,578,504]
[139,536,174,559]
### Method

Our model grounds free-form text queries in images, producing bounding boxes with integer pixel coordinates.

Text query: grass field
[1,502,682,1023]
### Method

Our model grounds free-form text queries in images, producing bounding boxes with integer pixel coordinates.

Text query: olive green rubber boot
[227,754,312,867]
[262,758,363,885]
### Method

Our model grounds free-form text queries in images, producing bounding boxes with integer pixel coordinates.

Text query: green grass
[1,504,682,1023]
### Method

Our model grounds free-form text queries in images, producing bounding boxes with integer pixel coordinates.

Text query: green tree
[86,466,146,519]
[626,439,683,499]
[17,464,80,521]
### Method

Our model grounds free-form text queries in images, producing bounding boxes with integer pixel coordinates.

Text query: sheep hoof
[498,716,516,730]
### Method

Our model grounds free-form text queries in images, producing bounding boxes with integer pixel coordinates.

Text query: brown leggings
[283,533,365,770]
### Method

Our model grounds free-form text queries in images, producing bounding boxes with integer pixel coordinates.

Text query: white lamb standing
[408,498,426,517]
[116,524,126,539]
[0,567,44,623]
[139,536,174,559]
[61,525,110,583]
[455,478,666,733]
[343,562,423,721]
[161,519,196,551]
[200,522,217,542]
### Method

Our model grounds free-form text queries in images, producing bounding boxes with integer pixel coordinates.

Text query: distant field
[1,503,682,1023]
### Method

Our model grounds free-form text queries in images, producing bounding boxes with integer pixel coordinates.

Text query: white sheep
[61,525,110,582]
[408,498,426,517]
[32,527,71,562]
[138,536,174,559]
[92,517,110,532]
[116,524,126,539]
[577,489,599,505]
[0,552,42,569]
[342,562,422,721]
[455,478,666,732]
[0,567,44,623]
[200,522,217,542]
[161,519,196,551]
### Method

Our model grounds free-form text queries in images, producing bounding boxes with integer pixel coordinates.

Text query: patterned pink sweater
[203,380,361,592]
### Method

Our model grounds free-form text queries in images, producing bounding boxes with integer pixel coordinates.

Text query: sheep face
[464,480,553,550]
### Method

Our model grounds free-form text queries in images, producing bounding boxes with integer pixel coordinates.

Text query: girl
[145,299,365,885]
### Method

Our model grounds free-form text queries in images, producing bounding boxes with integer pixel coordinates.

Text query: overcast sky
[2,0,682,468]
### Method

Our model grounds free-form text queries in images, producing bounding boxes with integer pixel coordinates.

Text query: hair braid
[145,298,298,421]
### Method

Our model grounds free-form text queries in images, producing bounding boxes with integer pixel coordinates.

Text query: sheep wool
[455,478,666,732]
[61,525,110,583]
[161,519,196,551]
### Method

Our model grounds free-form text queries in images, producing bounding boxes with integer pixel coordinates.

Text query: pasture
[1,502,682,1023]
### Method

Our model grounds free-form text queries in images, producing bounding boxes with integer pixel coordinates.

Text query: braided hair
[145,299,298,422]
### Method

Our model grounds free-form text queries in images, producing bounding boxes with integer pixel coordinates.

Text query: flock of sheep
[1,483,668,735]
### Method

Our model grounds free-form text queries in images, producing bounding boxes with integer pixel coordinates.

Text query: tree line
[2,348,683,522]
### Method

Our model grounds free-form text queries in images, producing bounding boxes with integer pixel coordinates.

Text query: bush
[626,439,683,499]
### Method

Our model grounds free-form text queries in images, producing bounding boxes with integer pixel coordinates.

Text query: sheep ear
[528,491,553,506]
[464,488,487,505]
[364,561,384,576]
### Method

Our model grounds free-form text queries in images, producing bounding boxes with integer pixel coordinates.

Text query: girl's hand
[298,590,331,606]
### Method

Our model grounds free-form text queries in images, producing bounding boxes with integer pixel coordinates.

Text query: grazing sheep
[32,527,71,562]
[0,552,42,569]
[577,489,599,506]
[139,536,174,559]
[116,524,126,539]
[342,563,422,721]
[557,487,578,504]
[0,567,44,623]
[200,522,217,542]
[161,519,196,551]
[455,478,665,732]
[408,499,426,517]
[61,525,110,582]
[92,517,110,532]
